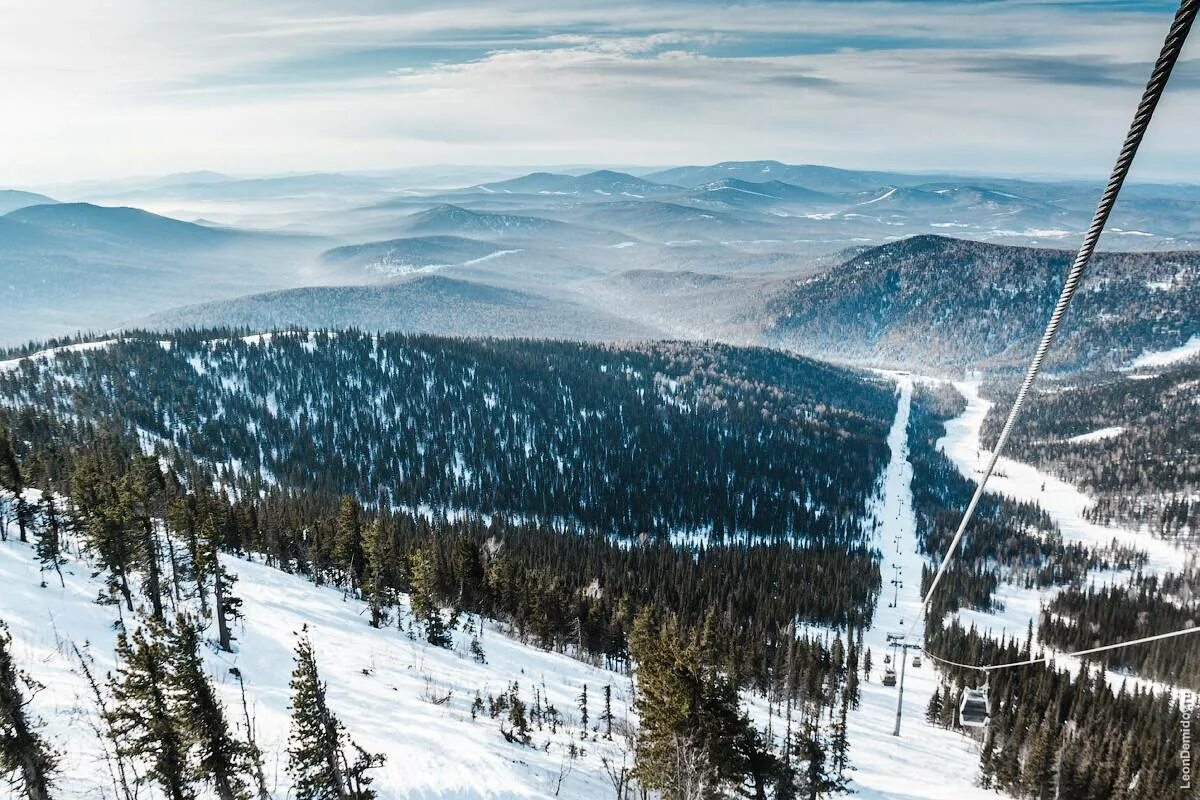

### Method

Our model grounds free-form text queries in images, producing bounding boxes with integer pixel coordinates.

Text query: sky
[3,0,1200,186]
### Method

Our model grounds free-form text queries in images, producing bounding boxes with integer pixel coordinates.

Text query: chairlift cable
[922,625,1200,674]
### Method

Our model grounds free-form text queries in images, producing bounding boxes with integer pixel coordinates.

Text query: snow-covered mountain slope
[0,532,635,799]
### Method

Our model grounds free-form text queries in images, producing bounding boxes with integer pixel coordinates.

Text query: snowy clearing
[1126,335,1200,370]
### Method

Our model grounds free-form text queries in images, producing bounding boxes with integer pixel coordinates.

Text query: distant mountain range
[7,160,1200,364]
[0,202,325,345]
[469,169,680,198]
[319,235,509,277]
[130,274,663,341]
[0,190,57,215]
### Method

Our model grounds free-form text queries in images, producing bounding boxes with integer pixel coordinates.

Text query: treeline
[1040,577,1200,690]
[0,330,893,542]
[981,361,1200,541]
[928,622,1192,800]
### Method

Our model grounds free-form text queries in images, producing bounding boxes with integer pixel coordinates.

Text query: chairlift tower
[886,633,921,737]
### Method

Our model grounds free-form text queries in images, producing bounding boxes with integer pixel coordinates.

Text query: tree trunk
[213,541,232,652]
[140,520,164,622]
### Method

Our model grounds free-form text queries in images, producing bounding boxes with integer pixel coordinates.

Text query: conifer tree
[71,449,137,610]
[108,626,193,800]
[578,684,589,736]
[0,427,28,543]
[408,548,450,647]
[601,684,613,740]
[361,518,396,628]
[35,493,65,588]
[333,497,364,590]
[164,616,252,800]
[925,687,943,724]
[123,457,167,623]
[287,629,383,799]
[0,622,56,800]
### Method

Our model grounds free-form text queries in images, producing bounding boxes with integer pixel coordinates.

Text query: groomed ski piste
[935,378,1194,699]
[838,376,993,799]
[0,524,638,799]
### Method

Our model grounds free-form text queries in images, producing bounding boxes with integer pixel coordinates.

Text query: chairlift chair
[912,656,922,668]
[959,687,990,729]
[882,668,897,687]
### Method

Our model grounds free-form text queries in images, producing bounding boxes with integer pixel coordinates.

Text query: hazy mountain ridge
[768,234,1200,371]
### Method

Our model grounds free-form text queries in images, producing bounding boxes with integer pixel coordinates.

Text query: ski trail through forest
[842,375,992,799]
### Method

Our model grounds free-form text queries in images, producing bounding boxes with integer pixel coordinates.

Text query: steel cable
[915,0,1200,644]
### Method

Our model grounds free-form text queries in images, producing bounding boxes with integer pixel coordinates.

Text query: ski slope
[935,380,1192,698]
[0,531,635,799]
[939,380,1186,578]
[841,376,992,799]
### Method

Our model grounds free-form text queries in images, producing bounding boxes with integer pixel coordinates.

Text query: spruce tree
[578,684,589,737]
[108,626,193,800]
[333,497,364,590]
[925,687,943,724]
[408,548,450,647]
[164,616,252,800]
[601,684,613,740]
[361,518,395,628]
[0,427,28,543]
[0,622,56,800]
[35,493,65,588]
[287,629,383,799]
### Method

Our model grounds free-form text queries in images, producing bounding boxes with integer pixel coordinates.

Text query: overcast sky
[4,0,1199,185]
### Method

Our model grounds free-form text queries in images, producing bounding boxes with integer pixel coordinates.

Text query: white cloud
[1,0,1197,184]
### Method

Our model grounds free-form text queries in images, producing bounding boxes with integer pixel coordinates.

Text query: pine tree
[164,615,252,800]
[1021,721,1056,800]
[451,533,485,611]
[361,518,396,628]
[333,496,364,590]
[408,548,450,647]
[35,493,65,588]
[0,427,28,543]
[925,686,943,724]
[123,457,167,623]
[108,626,193,800]
[601,684,614,740]
[0,622,56,800]
[287,629,383,799]
[578,684,589,737]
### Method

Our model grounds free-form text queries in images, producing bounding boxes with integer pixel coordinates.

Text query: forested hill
[767,235,1200,372]
[981,356,1200,540]
[0,331,895,541]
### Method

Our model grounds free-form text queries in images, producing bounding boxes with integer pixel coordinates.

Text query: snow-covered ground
[939,381,1185,579]
[841,376,993,799]
[0,533,635,799]
[1125,335,1200,370]
[935,380,1193,698]
[0,339,118,372]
